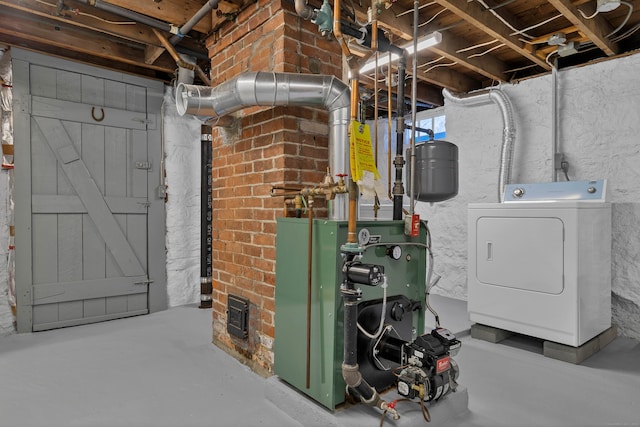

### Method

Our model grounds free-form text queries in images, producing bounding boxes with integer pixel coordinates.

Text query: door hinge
[135,161,152,170]
[134,279,154,286]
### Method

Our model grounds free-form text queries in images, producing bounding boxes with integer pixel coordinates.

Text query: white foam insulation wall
[162,87,202,307]
[0,47,13,335]
[420,51,640,340]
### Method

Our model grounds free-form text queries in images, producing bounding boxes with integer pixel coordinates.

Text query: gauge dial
[387,245,402,260]
[358,228,371,246]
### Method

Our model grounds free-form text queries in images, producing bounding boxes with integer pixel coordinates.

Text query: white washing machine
[468,180,611,347]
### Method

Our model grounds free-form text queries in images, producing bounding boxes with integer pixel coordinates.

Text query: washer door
[476,217,564,294]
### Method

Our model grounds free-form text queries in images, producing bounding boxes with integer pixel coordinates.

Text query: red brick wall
[205,0,343,372]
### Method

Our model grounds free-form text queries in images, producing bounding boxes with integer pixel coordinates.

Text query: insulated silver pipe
[170,0,221,45]
[176,72,351,219]
[443,88,516,202]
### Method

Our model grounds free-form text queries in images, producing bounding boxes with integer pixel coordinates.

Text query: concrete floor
[1,297,639,427]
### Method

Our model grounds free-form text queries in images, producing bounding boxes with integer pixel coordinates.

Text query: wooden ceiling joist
[0,5,176,73]
[547,0,619,56]
[433,0,551,70]
[101,0,212,34]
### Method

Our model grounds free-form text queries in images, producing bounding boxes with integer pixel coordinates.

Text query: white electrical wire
[503,63,539,73]
[396,1,437,17]
[417,55,445,68]
[35,0,136,24]
[418,7,448,28]
[456,39,500,53]
[545,50,558,68]
[357,275,388,340]
[606,2,634,38]
[578,8,600,20]
[467,43,505,58]
[509,13,563,37]
[423,61,458,73]
[613,21,640,42]
[475,0,533,39]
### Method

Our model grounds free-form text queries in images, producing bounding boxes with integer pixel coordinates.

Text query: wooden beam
[145,46,166,65]
[102,0,212,34]
[433,0,551,70]
[0,0,205,56]
[0,6,176,73]
[353,43,478,94]
[414,63,480,93]
[360,78,445,108]
[547,0,619,56]
[405,79,445,107]
[354,2,414,41]
[430,33,509,82]
[0,33,169,80]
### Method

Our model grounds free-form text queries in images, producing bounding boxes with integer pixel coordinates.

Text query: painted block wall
[417,52,640,340]
[205,0,342,372]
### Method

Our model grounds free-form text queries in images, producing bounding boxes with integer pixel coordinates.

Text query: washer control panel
[503,179,607,202]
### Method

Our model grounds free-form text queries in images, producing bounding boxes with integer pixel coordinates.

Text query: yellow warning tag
[349,121,380,181]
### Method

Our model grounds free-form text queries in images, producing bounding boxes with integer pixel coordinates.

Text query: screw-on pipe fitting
[294,0,318,21]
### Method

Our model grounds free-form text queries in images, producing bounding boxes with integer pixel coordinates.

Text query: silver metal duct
[442,88,516,202]
[176,72,351,219]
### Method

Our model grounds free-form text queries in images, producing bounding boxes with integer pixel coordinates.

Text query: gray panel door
[13,50,167,332]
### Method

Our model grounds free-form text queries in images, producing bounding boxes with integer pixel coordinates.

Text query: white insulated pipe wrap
[176,72,351,219]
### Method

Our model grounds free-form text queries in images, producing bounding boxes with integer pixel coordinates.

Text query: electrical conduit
[442,88,516,202]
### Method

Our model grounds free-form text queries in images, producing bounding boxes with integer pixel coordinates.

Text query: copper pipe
[152,28,211,86]
[347,76,360,244]
[333,0,351,58]
[387,49,393,200]
[371,0,378,51]
[306,197,314,389]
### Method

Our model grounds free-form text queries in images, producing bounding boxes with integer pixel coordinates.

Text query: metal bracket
[19,94,32,114]
[132,114,157,130]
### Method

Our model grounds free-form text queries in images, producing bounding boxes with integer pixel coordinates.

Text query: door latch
[135,161,152,170]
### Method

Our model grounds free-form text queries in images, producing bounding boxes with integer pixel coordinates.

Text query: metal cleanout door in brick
[13,50,167,332]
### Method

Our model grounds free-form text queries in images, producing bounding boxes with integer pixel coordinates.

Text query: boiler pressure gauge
[386,245,402,260]
[358,228,371,246]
